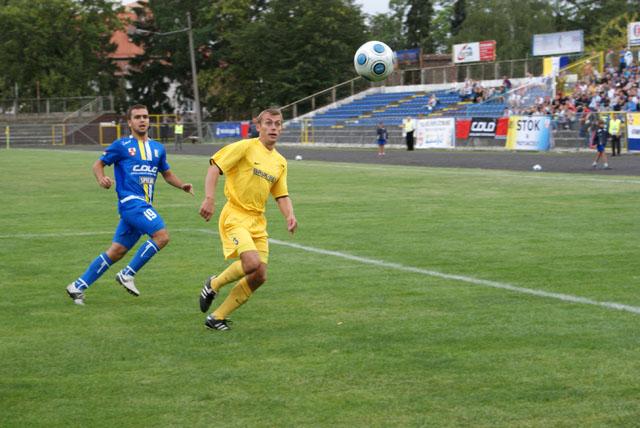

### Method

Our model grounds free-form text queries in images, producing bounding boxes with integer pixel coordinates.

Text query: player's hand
[199,199,215,222]
[287,215,298,234]
[98,176,113,189]
[182,183,194,196]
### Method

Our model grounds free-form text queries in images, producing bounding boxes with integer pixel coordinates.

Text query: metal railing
[0,95,114,116]
[281,54,590,122]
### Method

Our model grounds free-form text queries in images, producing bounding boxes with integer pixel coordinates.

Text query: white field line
[3,227,640,315]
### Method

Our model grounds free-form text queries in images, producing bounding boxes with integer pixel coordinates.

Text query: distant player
[376,121,388,156]
[66,104,194,305]
[591,119,609,169]
[198,108,297,331]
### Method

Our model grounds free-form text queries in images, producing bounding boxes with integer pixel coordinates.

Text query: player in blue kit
[66,104,194,305]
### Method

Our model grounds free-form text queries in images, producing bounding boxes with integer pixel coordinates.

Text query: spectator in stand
[495,85,507,103]
[472,82,484,103]
[555,104,568,129]
[425,94,438,112]
[589,91,603,111]
[619,49,627,74]
[460,78,474,100]
[624,48,634,70]
[582,60,596,84]
[508,90,522,111]
[605,49,616,69]
[625,95,638,112]
[578,107,594,148]
[502,76,512,90]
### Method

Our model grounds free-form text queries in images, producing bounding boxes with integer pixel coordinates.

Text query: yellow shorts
[218,203,269,263]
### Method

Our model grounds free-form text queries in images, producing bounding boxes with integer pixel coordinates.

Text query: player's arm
[92,160,113,189]
[199,163,222,222]
[275,196,297,234]
[160,170,194,195]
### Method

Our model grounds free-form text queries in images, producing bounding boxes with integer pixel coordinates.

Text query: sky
[354,0,390,16]
[123,1,390,16]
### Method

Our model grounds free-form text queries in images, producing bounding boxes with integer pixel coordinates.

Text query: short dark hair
[256,107,282,124]
[127,104,148,119]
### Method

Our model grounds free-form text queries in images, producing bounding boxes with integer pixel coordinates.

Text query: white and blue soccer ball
[353,41,395,82]
[532,164,542,171]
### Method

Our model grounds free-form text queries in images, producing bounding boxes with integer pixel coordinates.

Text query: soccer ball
[295,155,303,161]
[532,164,542,171]
[353,41,395,82]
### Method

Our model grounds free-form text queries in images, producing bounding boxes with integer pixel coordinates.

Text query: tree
[0,0,120,100]
[450,0,466,37]
[126,0,216,113]
[367,13,404,50]
[405,0,435,52]
[588,11,639,53]
[199,0,368,119]
[552,0,639,39]
[366,0,407,50]
[452,0,555,59]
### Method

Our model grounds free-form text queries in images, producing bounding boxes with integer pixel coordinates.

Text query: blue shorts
[377,139,386,146]
[113,200,166,249]
[596,144,605,153]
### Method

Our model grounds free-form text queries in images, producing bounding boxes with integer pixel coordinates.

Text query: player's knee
[256,266,267,284]
[242,259,260,275]
[240,252,262,275]
[107,243,128,261]
[152,230,170,248]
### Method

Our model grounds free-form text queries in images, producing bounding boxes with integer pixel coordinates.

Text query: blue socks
[121,240,159,277]
[75,252,113,290]
[74,240,160,289]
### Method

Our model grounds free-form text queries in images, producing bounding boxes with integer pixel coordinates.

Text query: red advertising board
[456,117,508,139]
[479,40,496,62]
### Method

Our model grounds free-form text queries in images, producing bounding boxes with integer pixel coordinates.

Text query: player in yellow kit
[198,108,297,330]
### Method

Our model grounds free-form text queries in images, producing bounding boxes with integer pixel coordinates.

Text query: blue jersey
[100,136,170,209]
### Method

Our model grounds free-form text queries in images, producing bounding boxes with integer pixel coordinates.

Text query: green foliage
[405,0,435,51]
[366,0,407,50]
[451,0,466,36]
[588,12,639,53]
[202,0,367,119]
[125,0,216,113]
[553,0,640,36]
[0,0,121,99]
[452,0,555,59]
[367,13,405,51]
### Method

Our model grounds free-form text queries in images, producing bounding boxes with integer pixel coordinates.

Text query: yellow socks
[213,278,252,320]
[211,260,244,292]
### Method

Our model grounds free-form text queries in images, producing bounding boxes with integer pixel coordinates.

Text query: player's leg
[200,205,250,312]
[199,226,259,314]
[115,204,166,296]
[199,259,244,312]
[602,150,609,168]
[205,236,269,330]
[66,222,133,305]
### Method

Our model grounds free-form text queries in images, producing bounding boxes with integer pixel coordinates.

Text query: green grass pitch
[1,148,640,426]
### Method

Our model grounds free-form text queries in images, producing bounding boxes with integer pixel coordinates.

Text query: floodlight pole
[132,13,203,142]
[186,12,203,142]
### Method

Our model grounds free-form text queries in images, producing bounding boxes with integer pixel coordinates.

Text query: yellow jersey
[211,138,288,214]
[609,118,621,136]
